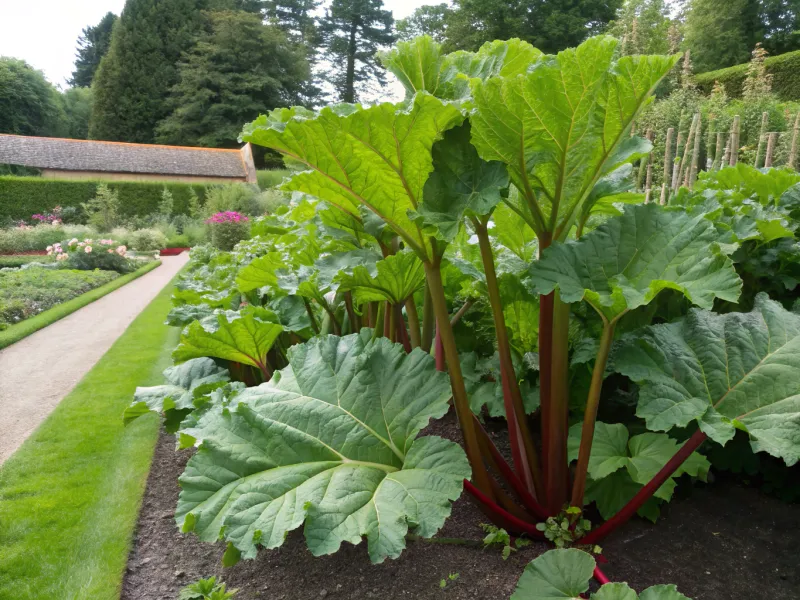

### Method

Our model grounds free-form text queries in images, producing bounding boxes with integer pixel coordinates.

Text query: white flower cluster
[46,238,127,260]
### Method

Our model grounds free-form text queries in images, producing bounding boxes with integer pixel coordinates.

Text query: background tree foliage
[317,0,395,102]
[69,12,118,88]
[606,0,673,55]
[396,4,451,43]
[155,10,310,147]
[0,58,64,138]
[89,0,211,143]
[443,0,622,53]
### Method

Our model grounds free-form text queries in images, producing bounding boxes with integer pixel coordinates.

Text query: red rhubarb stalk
[582,429,708,545]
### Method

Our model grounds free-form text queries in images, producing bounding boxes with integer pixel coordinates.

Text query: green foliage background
[0,176,207,221]
[695,50,800,100]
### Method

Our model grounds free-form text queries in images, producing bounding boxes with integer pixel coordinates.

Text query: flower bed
[0,266,120,329]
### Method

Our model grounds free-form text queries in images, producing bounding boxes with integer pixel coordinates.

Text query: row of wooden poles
[632,111,800,205]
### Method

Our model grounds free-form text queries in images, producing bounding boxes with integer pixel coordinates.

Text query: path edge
[0,259,162,350]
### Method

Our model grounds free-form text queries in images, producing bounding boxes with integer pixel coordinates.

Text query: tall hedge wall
[695,50,800,100]
[0,176,208,221]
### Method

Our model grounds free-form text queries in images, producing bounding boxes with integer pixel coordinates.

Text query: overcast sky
[0,0,435,89]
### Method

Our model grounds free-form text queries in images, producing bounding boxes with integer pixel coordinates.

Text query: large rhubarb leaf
[380,35,540,101]
[613,294,800,466]
[512,549,693,600]
[528,204,742,321]
[173,309,284,376]
[236,252,284,293]
[176,333,470,564]
[241,94,464,260]
[413,122,509,242]
[124,358,229,431]
[469,36,678,236]
[335,251,425,305]
[567,422,709,519]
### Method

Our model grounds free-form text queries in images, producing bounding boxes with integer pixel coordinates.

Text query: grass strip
[0,260,161,350]
[0,269,181,600]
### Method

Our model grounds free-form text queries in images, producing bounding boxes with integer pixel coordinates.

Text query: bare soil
[122,414,800,600]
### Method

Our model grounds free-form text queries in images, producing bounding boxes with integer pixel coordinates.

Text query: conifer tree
[155,10,311,147]
[89,0,208,143]
[69,12,118,88]
[318,0,394,103]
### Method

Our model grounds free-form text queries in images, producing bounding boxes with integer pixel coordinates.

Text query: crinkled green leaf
[315,249,382,290]
[166,304,215,327]
[124,358,230,429]
[469,36,678,235]
[513,549,694,600]
[380,35,540,101]
[173,308,284,374]
[529,204,742,321]
[567,423,709,511]
[176,333,469,564]
[613,293,800,466]
[335,251,425,305]
[413,122,509,242]
[236,252,285,293]
[511,548,593,599]
[241,94,464,260]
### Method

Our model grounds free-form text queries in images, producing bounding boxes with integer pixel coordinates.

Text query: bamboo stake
[755,111,769,168]
[637,128,654,192]
[688,114,702,188]
[789,111,800,170]
[712,132,724,171]
[645,160,654,203]
[705,118,715,169]
[765,132,778,167]
[671,130,684,192]
[660,127,674,205]
[729,115,741,166]
[675,113,699,191]
[722,137,731,166]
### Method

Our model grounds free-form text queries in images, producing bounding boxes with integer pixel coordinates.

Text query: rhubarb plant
[130,34,800,585]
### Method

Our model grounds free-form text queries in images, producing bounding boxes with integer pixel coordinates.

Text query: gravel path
[0,254,189,465]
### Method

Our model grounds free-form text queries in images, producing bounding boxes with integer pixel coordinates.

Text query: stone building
[0,134,257,184]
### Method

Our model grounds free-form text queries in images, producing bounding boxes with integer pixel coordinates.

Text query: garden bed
[122,413,800,600]
[0,260,161,349]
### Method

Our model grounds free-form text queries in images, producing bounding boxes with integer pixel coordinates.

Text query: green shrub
[203,183,266,216]
[0,255,55,268]
[206,211,249,250]
[166,233,190,248]
[695,50,800,100]
[0,224,96,253]
[256,169,291,190]
[0,176,208,222]
[83,184,120,232]
[127,228,168,251]
[182,222,208,246]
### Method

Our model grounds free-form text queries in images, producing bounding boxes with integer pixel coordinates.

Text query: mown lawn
[0,271,181,600]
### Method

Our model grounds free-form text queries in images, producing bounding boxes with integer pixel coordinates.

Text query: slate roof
[0,134,249,179]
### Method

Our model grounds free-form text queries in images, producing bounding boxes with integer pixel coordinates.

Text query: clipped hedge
[695,50,800,100]
[0,176,207,221]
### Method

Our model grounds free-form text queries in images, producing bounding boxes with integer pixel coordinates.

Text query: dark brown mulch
[122,415,800,600]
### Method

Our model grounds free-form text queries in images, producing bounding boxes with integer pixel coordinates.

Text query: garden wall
[695,50,800,100]
[0,176,208,221]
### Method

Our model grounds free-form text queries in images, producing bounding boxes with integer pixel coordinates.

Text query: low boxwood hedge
[695,50,800,100]
[0,176,207,222]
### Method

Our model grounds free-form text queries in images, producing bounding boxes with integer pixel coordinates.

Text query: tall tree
[759,0,800,55]
[318,0,395,103]
[60,87,93,139]
[264,0,320,44]
[155,10,311,147]
[69,12,118,88]
[443,0,622,53]
[606,0,673,55]
[89,0,208,143]
[396,4,451,43]
[683,0,761,72]
[0,58,64,137]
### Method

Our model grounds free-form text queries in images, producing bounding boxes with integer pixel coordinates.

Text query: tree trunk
[343,19,358,103]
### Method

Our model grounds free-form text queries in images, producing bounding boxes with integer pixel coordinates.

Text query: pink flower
[85,246,93,254]
[116,245,127,256]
